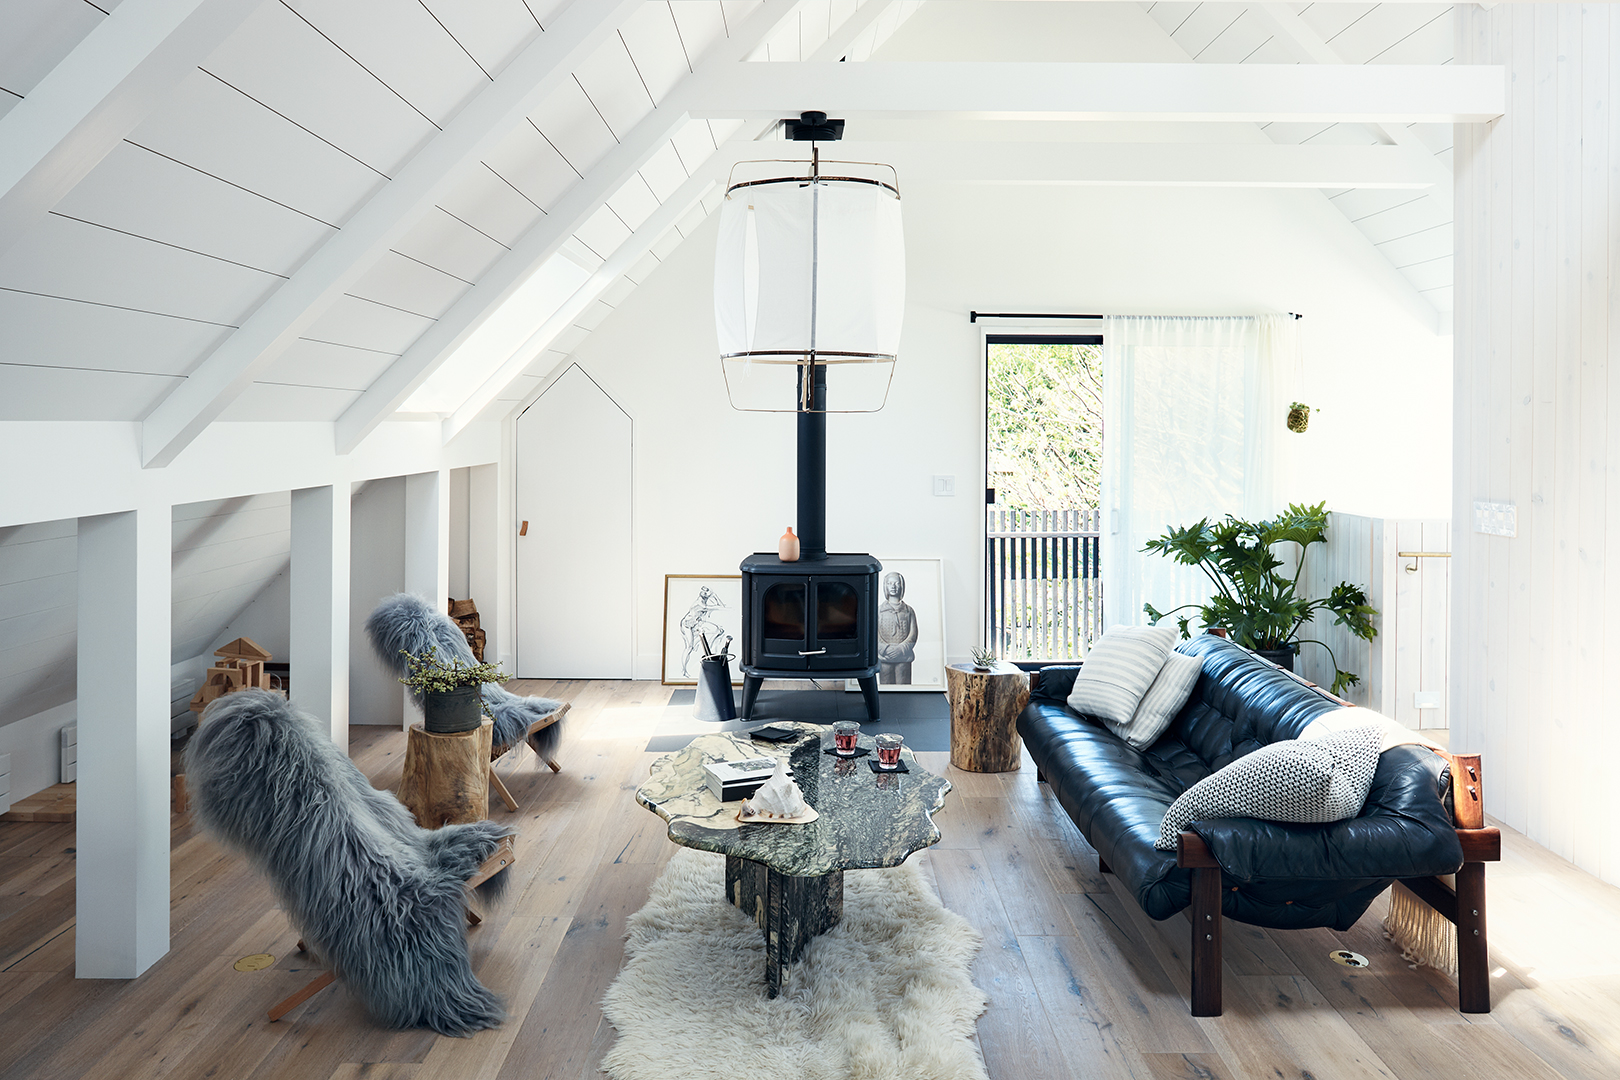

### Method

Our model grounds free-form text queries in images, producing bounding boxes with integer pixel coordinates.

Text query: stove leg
[741,675,763,719]
[857,676,880,721]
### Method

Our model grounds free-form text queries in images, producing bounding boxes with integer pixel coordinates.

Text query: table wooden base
[398,720,492,829]
[946,663,1029,772]
[725,855,844,998]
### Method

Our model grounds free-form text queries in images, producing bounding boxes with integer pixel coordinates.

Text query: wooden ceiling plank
[137,0,643,467]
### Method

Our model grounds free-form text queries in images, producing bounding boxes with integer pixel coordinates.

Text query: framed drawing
[662,575,744,686]
[849,557,946,693]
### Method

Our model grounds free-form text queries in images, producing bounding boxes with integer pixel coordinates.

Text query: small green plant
[970,645,996,668]
[399,645,507,696]
[1142,501,1377,696]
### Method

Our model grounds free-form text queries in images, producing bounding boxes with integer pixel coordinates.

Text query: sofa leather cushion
[1067,622,1179,727]
[1155,724,1384,850]
[1113,650,1202,750]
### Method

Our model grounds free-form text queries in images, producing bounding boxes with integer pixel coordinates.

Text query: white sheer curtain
[1100,315,1289,632]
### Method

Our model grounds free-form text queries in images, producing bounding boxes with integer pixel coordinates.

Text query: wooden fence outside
[986,508,1102,661]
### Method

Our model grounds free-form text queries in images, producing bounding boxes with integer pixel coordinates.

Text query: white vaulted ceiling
[0,0,1475,456]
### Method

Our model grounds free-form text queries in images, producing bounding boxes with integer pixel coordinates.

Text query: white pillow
[1302,706,1448,752]
[1108,650,1202,751]
[1154,724,1384,850]
[1067,621,1180,728]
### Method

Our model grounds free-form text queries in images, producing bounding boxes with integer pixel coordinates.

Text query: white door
[515,365,633,677]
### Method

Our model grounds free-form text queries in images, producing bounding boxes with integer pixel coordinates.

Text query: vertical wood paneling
[1455,3,1620,885]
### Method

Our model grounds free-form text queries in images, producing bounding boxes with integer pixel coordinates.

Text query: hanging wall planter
[1287,402,1315,433]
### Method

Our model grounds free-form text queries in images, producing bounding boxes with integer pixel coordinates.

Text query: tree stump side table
[399,719,493,828]
[946,662,1030,772]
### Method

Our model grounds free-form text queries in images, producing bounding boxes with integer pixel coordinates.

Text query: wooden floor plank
[2,683,1619,1080]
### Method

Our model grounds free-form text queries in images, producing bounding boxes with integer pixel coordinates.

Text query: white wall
[449,466,470,601]
[204,569,290,662]
[1453,4,1620,885]
[559,178,1451,676]
[348,477,406,726]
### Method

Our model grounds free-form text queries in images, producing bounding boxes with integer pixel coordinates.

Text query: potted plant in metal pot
[399,645,507,734]
[1141,501,1377,695]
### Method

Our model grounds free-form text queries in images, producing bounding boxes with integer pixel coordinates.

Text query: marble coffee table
[636,722,951,996]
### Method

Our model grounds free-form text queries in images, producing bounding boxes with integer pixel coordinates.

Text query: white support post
[76,507,171,978]
[467,463,499,663]
[290,484,350,751]
[403,470,449,728]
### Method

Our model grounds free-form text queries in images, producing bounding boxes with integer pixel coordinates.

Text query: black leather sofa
[1017,633,1499,1015]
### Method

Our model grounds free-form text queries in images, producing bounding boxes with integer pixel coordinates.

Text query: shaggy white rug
[601,848,989,1080]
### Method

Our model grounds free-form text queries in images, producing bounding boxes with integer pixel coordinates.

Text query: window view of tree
[985,340,1105,660]
[986,342,1103,511]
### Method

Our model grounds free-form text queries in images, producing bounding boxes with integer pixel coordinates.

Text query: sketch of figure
[877,571,918,684]
[679,586,726,678]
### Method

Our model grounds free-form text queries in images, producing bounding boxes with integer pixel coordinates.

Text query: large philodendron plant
[1142,501,1377,696]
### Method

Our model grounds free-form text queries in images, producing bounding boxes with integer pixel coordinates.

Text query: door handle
[799,648,827,656]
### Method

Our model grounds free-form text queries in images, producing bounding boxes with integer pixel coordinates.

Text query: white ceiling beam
[827,140,1438,188]
[137,0,645,468]
[686,61,1505,124]
[1250,4,1454,214]
[0,0,265,260]
[336,0,897,454]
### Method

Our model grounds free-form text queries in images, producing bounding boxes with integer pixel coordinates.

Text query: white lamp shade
[714,160,904,411]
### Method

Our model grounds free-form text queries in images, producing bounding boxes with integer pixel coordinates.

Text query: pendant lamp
[713,118,905,413]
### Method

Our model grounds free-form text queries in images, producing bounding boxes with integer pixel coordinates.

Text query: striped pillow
[1111,649,1202,751]
[1066,621,1180,728]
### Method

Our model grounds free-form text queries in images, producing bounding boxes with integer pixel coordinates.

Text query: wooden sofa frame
[1162,748,1497,1017]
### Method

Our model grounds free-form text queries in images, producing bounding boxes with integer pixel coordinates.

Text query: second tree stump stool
[946,662,1030,772]
[399,719,493,828]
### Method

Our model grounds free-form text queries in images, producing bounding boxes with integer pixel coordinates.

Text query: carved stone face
[883,572,905,600]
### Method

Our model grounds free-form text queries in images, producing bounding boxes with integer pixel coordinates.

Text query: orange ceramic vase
[778,526,800,562]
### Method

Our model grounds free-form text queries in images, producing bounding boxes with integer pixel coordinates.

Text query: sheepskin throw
[185,690,511,1035]
[366,592,564,756]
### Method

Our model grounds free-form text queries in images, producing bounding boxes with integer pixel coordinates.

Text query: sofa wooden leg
[1036,767,1046,783]
[1456,861,1490,1013]
[1097,854,1110,874]
[1190,864,1222,1016]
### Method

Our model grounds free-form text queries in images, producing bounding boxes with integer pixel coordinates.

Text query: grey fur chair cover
[185,690,511,1035]
[365,592,565,757]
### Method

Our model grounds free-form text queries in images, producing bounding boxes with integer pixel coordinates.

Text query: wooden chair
[267,836,515,1022]
[487,702,569,813]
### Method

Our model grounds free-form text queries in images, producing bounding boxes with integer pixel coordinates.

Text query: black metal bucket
[694,655,738,723]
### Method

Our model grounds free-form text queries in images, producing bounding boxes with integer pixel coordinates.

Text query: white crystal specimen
[741,758,807,819]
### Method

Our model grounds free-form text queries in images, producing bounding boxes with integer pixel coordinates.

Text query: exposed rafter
[336,0,899,454]
[137,0,644,468]
[0,0,263,260]
[1249,3,1454,215]
[687,61,1504,123]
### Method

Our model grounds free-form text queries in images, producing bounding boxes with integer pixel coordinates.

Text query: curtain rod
[968,311,1303,323]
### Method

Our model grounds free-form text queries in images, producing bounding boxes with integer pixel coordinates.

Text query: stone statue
[877,571,918,684]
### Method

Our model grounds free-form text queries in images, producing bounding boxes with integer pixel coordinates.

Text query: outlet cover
[1473,500,1516,537]
[1413,691,1441,710]
[932,475,955,497]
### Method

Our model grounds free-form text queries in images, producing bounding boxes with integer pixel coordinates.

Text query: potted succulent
[970,645,996,672]
[1141,501,1377,696]
[399,645,507,734]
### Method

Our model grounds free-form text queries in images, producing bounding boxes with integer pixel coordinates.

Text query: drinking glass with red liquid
[833,721,860,756]
[875,733,903,769]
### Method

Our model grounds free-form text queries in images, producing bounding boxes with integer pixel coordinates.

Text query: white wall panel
[479,123,582,213]
[568,28,653,139]
[419,0,541,78]
[203,0,437,175]
[300,293,435,355]
[285,0,488,126]
[435,164,546,248]
[0,367,181,421]
[0,215,280,326]
[0,0,104,97]
[530,73,618,175]
[53,142,335,276]
[619,3,692,102]
[349,250,471,319]
[670,1,728,69]
[217,382,362,421]
[260,338,398,392]
[392,208,507,283]
[1453,2,1620,884]
[129,69,387,227]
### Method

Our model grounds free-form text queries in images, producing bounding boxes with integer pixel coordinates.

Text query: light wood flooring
[2,679,1619,1080]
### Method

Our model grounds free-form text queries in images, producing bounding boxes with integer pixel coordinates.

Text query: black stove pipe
[796,360,828,561]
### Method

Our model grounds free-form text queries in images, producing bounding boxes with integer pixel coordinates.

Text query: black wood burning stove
[738,362,882,720]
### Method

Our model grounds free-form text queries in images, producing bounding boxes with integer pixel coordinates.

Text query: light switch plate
[932,475,955,497]
[1413,691,1441,710]
[1473,500,1516,537]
